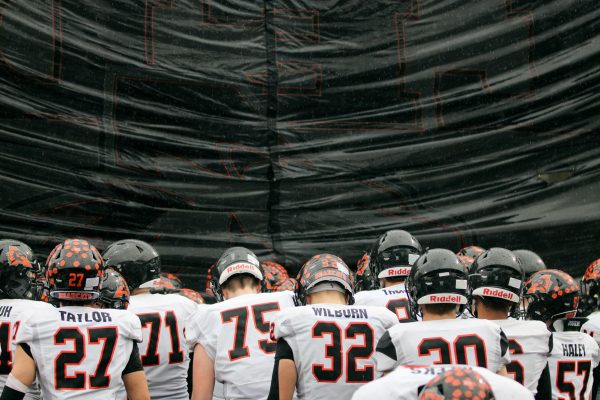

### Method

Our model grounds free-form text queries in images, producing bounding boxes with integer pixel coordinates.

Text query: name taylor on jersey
[58,310,113,323]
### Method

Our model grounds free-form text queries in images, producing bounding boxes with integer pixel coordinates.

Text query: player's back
[353,283,411,321]
[581,311,600,347]
[273,303,398,400]
[494,319,551,393]
[351,364,534,400]
[0,298,53,399]
[127,292,198,400]
[186,290,295,400]
[374,317,509,373]
[15,304,142,400]
[548,328,600,400]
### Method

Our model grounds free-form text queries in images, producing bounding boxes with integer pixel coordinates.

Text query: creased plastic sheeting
[0,0,598,289]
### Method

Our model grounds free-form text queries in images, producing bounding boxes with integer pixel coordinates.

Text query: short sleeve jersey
[272,304,398,400]
[581,311,600,347]
[125,293,198,400]
[494,319,551,393]
[351,364,534,400]
[354,283,411,321]
[548,329,600,400]
[15,305,142,400]
[0,299,54,397]
[374,318,510,373]
[186,291,295,400]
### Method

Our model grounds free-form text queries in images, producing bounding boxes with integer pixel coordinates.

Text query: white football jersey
[494,319,551,394]
[0,299,53,399]
[15,305,142,400]
[351,364,534,400]
[581,311,600,347]
[354,283,411,321]
[548,329,600,400]
[186,291,296,400]
[123,293,198,400]
[374,318,510,373]
[272,304,398,400]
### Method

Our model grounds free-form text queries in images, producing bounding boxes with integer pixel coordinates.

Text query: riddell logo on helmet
[225,263,256,274]
[482,288,514,300]
[429,294,461,303]
[388,268,411,276]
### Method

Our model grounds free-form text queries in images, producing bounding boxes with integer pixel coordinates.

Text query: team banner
[0,0,598,287]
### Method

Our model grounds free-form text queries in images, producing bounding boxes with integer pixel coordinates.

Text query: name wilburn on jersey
[312,307,369,319]
[562,343,587,357]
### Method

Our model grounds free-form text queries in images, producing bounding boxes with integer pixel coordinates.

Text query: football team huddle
[1,230,600,400]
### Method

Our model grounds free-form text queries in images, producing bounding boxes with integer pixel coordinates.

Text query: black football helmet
[296,254,354,305]
[355,252,377,292]
[261,260,289,292]
[580,259,600,316]
[98,268,130,309]
[179,288,205,304]
[210,247,263,302]
[103,239,161,291]
[406,249,468,319]
[369,230,423,285]
[513,249,546,280]
[524,269,580,323]
[469,248,524,307]
[0,244,37,299]
[46,239,104,302]
[419,367,495,400]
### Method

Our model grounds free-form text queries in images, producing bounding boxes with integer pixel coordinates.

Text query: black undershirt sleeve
[19,344,33,359]
[592,363,600,400]
[534,362,551,400]
[122,344,143,376]
[375,331,397,362]
[0,387,26,400]
[267,338,294,400]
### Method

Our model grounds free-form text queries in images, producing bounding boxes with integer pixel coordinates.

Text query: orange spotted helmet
[524,269,580,322]
[159,272,183,289]
[261,261,289,292]
[0,242,37,299]
[99,268,130,309]
[276,277,296,292]
[419,367,495,400]
[580,259,600,315]
[46,239,104,302]
[296,254,354,305]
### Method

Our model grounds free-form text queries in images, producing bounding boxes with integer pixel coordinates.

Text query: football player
[351,365,533,400]
[469,248,551,399]
[512,249,546,320]
[524,269,600,400]
[354,230,422,321]
[0,238,149,400]
[186,247,295,400]
[268,254,398,400]
[103,239,197,400]
[374,248,510,374]
[0,242,47,400]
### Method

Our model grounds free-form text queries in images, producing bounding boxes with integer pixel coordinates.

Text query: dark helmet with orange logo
[0,242,37,299]
[406,249,469,319]
[355,252,377,292]
[46,239,104,302]
[369,230,423,286]
[524,269,580,323]
[99,268,130,309]
[418,367,495,400]
[579,259,600,316]
[261,260,289,292]
[296,254,354,305]
[103,239,161,291]
[159,272,183,289]
[457,246,486,259]
[276,277,296,292]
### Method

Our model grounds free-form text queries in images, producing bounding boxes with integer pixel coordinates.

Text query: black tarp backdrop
[0,0,598,290]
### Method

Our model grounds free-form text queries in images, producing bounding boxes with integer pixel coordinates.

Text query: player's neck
[223,287,260,300]
[132,288,151,295]
[307,291,347,305]
[381,279,405,288]
[421,311,457,321]
[474,306,508,320]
